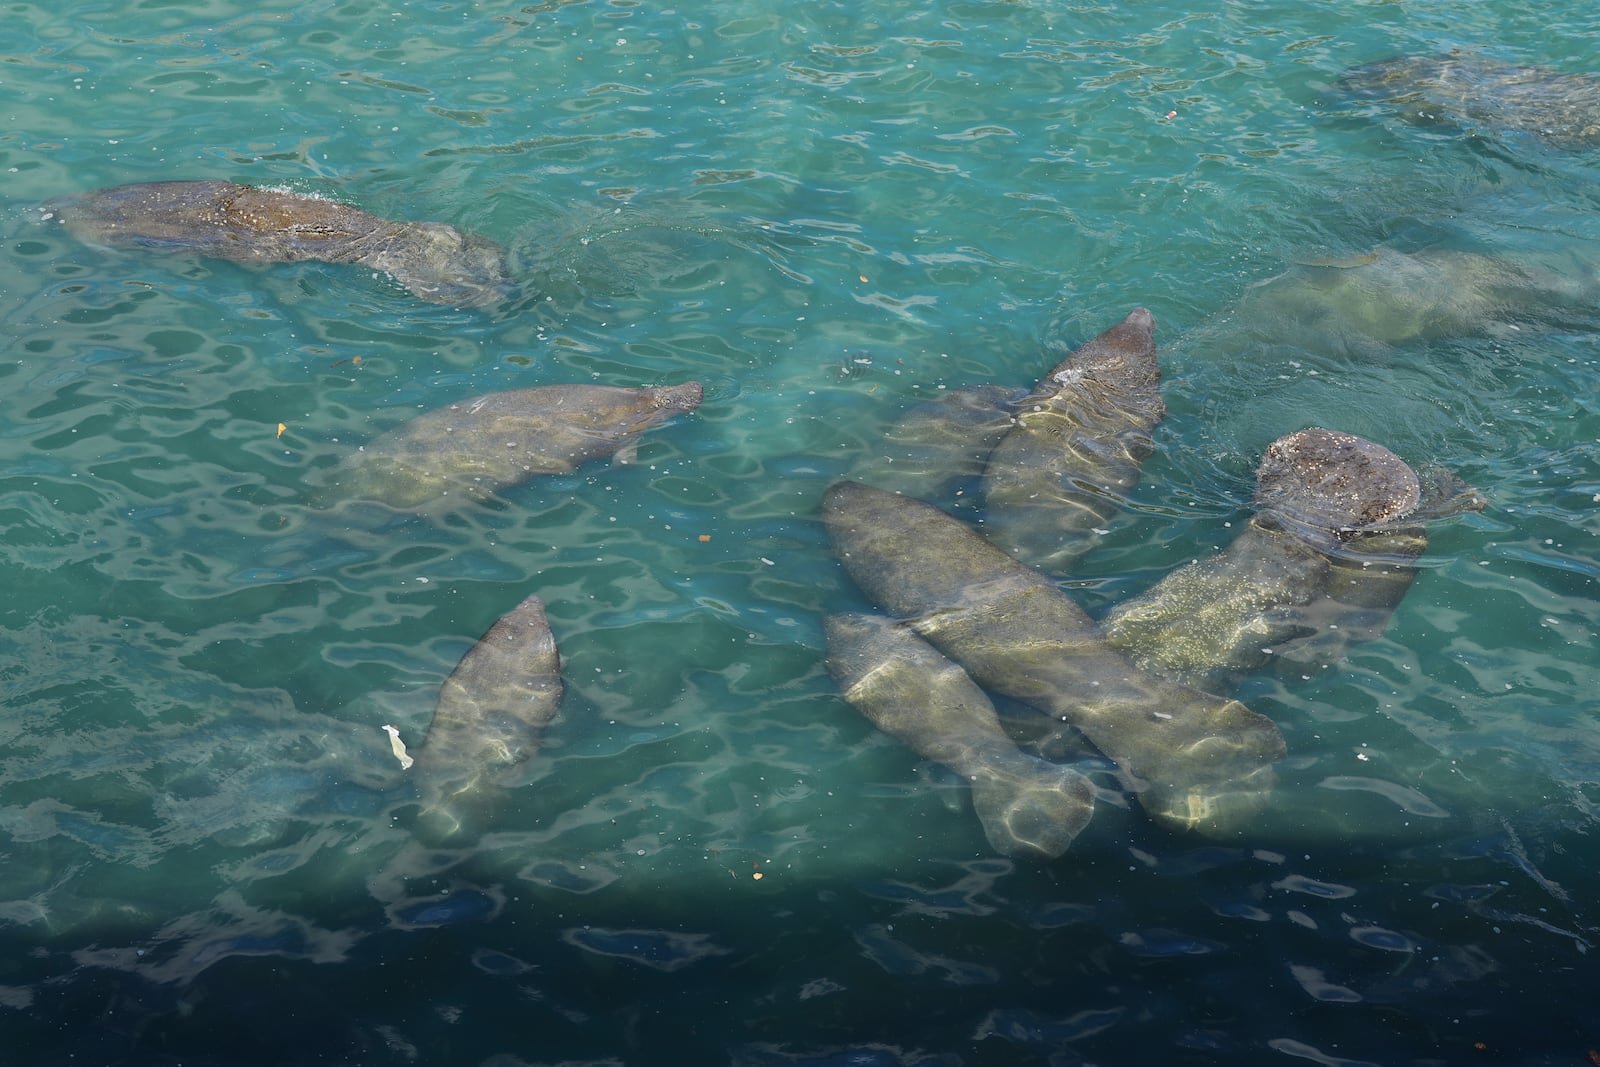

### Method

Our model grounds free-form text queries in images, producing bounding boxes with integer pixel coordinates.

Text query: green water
[2,1,1599,1063]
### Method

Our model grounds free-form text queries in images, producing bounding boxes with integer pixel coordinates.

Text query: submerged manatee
[825,612,1096,859]
[320,382,703,508]
[822,479,1285,834]
[1339,54,1600,147]
[1237,246,1600,350]
[1102,428,1482,691]
[413,593,562,841]
[846,384,1022,503]
[45,179,513,306]
[981,308,1165,575]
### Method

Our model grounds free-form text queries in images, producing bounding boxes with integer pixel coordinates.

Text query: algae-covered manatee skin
[1102,428,1432,691]
[1254,427,1421,536]
[822,479,1284,835]
[48,179,513,306]
[825,611,1095,859]
[1339,54,1600,147]
[981,308,1165,575]
[323,382,704,508]
[414,593,563,841]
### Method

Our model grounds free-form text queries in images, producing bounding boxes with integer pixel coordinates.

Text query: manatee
[1339,54,1600,147]
[319,382,703,508]
[822,479,1285,834]
[1236,245,1600,350]
[412,593,562,841]
[1266,459,1485,676]
[824,611,1096,859]
[1102,429,1483,690]
[980,308,1165,574]
[44,179,513,306]
[846,384,1022,503]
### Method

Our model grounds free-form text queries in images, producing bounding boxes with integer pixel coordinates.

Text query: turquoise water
[3,0,1599,1063]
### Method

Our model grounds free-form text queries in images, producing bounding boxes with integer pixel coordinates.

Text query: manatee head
[1254,427,1421,535]
[370,221,516,307]
[1337,55,1457,98]
[650,381,705,413]
[1055,306,1159,387]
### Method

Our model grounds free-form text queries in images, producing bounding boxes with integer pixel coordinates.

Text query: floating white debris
[382,724,414,770]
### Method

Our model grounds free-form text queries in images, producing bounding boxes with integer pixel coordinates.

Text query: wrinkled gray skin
[46,180,513,307]
[847,384,1022,502]
[825,611,1096,859]
[822,479,1285,834]
[1340,54,1600,147]
[321,382,703,508]
[414,593,563,843]
[1103,428,1484,691]
[981,308,1165,575]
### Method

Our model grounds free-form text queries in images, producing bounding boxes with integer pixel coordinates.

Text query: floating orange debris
[276,422,286,438]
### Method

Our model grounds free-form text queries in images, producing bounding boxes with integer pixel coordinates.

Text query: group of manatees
[824,309,1483,859]
[36,46,1575,858]
[37,178,715,842]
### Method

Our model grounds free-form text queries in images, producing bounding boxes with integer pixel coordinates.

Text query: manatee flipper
[317,382,703,509]
[413,593,562,842]
[822,479,1284,834]
[981,308,1165,575]
[825,612,1094,859]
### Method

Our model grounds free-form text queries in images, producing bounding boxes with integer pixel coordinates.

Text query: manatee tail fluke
[413,772,500,846]
[1139,762,1281,837]
[968,752,1096,860]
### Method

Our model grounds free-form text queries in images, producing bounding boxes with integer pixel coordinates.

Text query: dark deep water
[2,1,1599,1064]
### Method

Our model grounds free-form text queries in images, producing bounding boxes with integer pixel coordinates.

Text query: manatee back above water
[1101,428,1469,691]
[44,179,513,307]
[1254,427,1421,537]
[1339,54,1600,146]
[319,381,704,508]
